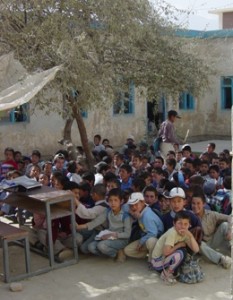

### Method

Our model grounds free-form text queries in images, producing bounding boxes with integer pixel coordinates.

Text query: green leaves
[0,0,211,113]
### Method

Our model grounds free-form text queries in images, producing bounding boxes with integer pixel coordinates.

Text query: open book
[0,175,42,191]
[95,230,116,240]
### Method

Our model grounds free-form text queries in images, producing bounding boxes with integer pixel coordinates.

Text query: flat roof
[209,7,233,14]
[176,29,233,39]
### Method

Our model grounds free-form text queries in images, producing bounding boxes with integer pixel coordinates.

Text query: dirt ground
[0,245,231,300]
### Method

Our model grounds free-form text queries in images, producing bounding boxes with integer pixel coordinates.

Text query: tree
[0,0,211,166]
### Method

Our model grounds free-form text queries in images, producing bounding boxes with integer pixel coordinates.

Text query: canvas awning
[0,63,61,111]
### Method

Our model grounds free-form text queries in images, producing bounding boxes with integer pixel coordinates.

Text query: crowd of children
[0,133,232,284]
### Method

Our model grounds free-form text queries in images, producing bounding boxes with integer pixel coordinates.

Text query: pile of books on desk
[0,175,42,192]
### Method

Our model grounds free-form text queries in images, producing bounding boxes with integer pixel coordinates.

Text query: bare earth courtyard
[0,246,231,300]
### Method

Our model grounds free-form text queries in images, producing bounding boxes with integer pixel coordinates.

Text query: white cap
[168,187,186,199]
[128,192,145,205]
[181,144,191,150]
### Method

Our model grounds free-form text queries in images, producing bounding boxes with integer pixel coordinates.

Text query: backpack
[150,207,163,221]
[96,201,109,208]
[178,254,205,284]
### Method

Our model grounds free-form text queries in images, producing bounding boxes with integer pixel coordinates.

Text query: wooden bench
[0,221,31,283]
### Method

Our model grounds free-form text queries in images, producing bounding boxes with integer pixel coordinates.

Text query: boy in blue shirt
[162,187,203,244]
[119,164,133,191]
[124,192,164,261]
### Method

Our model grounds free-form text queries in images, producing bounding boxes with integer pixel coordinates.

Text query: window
[179,92,195,110]
[221,77,233,109]
[81,109,88,118]
[63,90,88,118]
[113,81,135,115]
[0,104,29,124]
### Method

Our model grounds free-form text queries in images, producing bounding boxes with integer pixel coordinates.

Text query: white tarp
[0,63,61,111]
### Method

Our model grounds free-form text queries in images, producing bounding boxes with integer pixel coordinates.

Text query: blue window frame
[221,76,233,109]
[81,109,88,118]
[69,89,88,118]
[0,104,29,124]
[113,81,135,115]
[179,92,195,110]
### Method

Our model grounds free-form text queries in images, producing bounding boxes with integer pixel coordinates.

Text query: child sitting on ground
[124,192,164,262]
[165,158,177,181]
[29,164,41,181]
[208,165,222,188]
[162,187,203,244]
[0,147,18,180]
[106,177,121,194]
[75,184,109,254]
[93,134,105,154]
[144,186,160,212]
[151,211,199,284]
[119,164,133,191]
[87,188,132,261]
[191,191,231,269]
[158,193,170,215]
[199,160,210,180]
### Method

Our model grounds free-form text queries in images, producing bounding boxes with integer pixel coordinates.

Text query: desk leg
[3,239,10,283]
[45,203,55,267]
[24,236,31,274]
[70,199,78,261]
[18,208,24,226]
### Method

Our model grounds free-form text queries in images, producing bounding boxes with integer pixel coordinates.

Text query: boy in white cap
[124,192,164,261]
[162,187,203,244]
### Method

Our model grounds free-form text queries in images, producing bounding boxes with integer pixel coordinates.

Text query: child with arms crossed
[151,211,199,284]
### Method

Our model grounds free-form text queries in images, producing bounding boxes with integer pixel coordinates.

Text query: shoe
[115,249,126,263]
[148,262,154,271]
[160,269,177,284]
[220,256,232,269]
[55,248,73,263]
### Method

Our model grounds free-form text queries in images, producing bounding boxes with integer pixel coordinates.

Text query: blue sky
[157,0,233,30]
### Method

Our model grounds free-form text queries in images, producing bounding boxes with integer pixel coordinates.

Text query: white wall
[0,88,147,158]
[172,37,232,140]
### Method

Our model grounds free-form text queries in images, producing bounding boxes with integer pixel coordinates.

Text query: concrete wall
[166,37,232,142]
[0,88,147,158]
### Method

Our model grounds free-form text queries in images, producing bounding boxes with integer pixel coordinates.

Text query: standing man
[159,110,181,159]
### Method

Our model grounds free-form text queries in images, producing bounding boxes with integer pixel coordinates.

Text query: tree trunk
[63,118,74,142]
[71,106,95,169]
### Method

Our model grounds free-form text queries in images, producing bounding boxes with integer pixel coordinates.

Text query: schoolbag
[96,201,109,208]
[178,254,205,284]
[150,207,163,221]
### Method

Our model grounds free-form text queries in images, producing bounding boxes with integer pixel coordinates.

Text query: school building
[158,7,233,142]
[0,8,232,156]
[0,53,147,156]
[171,29,233,142]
